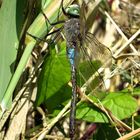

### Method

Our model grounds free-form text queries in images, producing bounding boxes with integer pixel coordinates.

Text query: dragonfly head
[65,4,80,18]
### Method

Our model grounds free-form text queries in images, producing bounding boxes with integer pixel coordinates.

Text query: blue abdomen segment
[67,48,75,65]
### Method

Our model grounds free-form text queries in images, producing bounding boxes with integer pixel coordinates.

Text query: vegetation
[0,0,140,139]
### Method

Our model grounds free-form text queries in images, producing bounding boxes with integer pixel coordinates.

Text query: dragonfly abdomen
[64,17,81,139]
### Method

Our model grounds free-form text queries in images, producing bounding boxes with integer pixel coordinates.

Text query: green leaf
[36,42,71,113]
[102,92,138,120]
[76,92,138,123]
[0,0,27,109]
[2,0,72,112]
[76,102,108,123]
[131,87,140,95]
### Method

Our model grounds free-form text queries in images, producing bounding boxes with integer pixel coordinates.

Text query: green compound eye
[65,4,80,17]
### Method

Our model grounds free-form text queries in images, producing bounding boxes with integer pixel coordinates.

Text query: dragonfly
[35,0,112,139]
[60,0,112,139]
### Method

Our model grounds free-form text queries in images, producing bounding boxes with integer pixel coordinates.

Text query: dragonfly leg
[41,9,65,26]
[27,27,62,42]
[26,7,65,44]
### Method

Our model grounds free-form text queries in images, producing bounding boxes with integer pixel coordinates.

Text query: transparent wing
[77,33,112,95]
[76,1,112,94]
[82,32,112,66]
[79,1,112,66]
[79,0,87,37]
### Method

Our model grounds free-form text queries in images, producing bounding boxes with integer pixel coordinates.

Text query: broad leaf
[76,91,138,123]
[0,0,27,109]
[102,92,138,120]
[36,42,71,113]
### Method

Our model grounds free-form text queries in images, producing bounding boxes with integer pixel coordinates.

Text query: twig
[0,86,27,131]
[77,88,131,131]
[117,128,140,140]
[45,135,70,140]
[105,11,137,53]
[31,101,71,140]
[114,28,140,57]
[79,123,97,140]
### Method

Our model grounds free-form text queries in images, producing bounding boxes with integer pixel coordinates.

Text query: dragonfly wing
[77,34,111,94]
[82,32,112,66]
[79,1,87,38]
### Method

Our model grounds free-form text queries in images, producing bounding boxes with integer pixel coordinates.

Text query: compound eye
[65,4,80,17]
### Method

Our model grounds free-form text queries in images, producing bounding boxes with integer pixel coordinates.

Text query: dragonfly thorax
[64,18,81,43]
